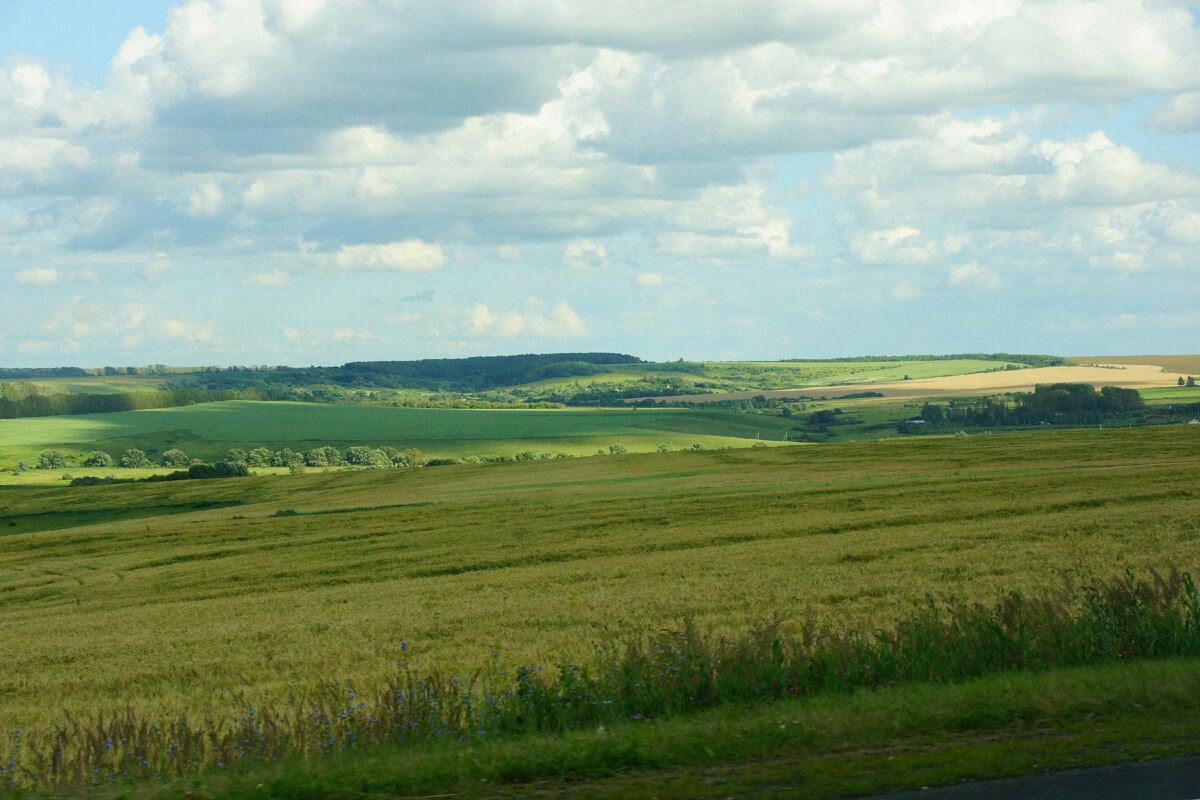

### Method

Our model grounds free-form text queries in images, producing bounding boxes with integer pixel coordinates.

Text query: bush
[36,449,68,469]
[608,443,628,455]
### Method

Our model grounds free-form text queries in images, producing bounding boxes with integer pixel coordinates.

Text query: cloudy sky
[2,0,1199,367]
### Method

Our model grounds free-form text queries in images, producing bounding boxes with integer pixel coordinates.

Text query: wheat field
[2,425,1198,739]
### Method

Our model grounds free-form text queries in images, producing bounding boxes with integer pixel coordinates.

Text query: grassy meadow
[2,425,1199,747]
[0,400,796,470]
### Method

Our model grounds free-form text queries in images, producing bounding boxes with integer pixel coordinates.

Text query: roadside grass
[3,565,1198,795]
[19,666,1198,799]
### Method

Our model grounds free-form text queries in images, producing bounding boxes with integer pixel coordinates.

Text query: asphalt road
[867,755,1200,800]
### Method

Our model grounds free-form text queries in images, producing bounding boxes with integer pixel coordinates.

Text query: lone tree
[82,451,113,467]
[161,449,189,467]
[120,449,150,468]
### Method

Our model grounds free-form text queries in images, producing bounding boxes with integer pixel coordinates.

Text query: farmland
[0,401,795,471]
[641,362,1190,403]
[2,425,1198,746]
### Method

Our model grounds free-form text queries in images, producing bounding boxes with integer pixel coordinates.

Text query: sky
[2,0,1199,367]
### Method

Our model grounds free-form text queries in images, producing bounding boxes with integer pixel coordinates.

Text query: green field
[0,400,797,468]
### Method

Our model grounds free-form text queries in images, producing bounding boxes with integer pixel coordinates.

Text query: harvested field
[1068,354,1200,375]
[638,363,1190,403]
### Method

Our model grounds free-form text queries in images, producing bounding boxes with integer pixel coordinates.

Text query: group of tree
[898,383,1145,432]
[161,353,643,394]
[1177,376,1197,387]
[0,385,266,420]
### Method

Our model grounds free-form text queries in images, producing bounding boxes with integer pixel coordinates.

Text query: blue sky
[2,0,1199,367]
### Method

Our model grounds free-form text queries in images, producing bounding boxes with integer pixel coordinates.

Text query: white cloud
[13,267,100,286]
[188,182,228,217]
[634,272,669,287]
[385,312,422,323]
[241,268,293,288]
[496,245,523,261]
[281,326,302,343]
[287,240,446,273]
[850,227,939,266]
[1149,91,1200,133]
[948,262,1002,289]
[14,267,61,285]
[890,282,921,300]
[143,253,175,282]
[158,318,215,342]
[563,240,609,270]
[17,339,55,355]
[464,301,587,338]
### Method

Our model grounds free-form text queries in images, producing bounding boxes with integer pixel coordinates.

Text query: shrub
[36,449,68,469]
[608,443,628,455]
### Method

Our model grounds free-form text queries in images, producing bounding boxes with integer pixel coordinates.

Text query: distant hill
[170,353,645,393]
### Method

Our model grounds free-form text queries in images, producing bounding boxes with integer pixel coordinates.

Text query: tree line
[0,385,267,419]
[165,353,643,393]
[899,383,1145,431]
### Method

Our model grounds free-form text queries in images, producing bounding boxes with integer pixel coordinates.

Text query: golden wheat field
[2,426,1199,739]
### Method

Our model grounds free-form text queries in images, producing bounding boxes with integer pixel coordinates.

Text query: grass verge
[4,567,1199,796]
[22,658,1200,799]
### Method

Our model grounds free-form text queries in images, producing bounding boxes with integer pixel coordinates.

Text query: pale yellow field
[646,364,1189,403]
[1068,354,1200,374]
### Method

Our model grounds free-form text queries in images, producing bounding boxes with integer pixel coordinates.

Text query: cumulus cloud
[13,267,98,286]
[464,300,587,338]
[948,262,1002,289]
[157,318,215,342]
[15,267,62,285]
[634,272,670,287]
[826,113,1200,285]
[1149,91,1200,133]
[286,240,446,273]
[241,268,293,288]
[563,240,609,270]
[143,253,175,282]
[385,312,422,323]
[2,1,1200,362]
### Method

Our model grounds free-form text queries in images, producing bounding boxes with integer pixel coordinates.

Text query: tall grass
[3,567,1198,794]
